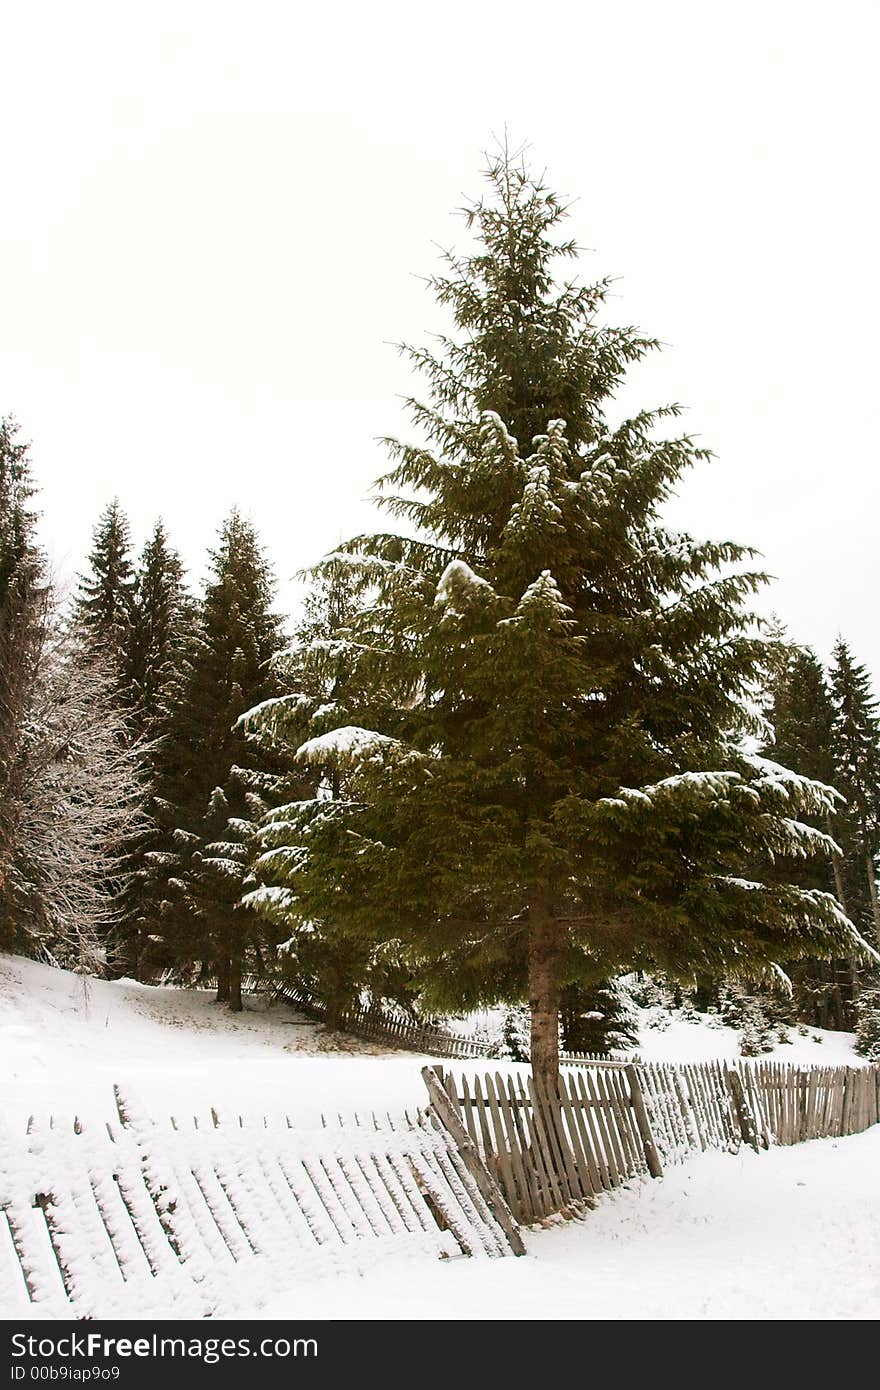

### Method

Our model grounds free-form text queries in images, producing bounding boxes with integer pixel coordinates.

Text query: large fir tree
[244,151,873,1082]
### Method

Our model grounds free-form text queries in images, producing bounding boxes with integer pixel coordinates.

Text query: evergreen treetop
[129,519,194,730]
[74,499,136,674]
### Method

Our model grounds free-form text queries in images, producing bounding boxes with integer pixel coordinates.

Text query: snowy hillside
[1,955,861,1131]
[0,954,424,1130]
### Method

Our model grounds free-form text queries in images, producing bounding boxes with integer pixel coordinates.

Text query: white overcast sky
[2,1,877,674]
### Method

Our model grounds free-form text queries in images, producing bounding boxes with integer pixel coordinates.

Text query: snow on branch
[294,726,402,771]
[236,693,311,735]
[434,559,496,615]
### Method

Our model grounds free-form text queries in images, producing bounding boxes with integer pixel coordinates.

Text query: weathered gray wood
[421,1067,526,1254]
[559,1072,601,1197]
[724,1066,759,1152]
[526,1076,571,1211]
[625,1066,663,1177]
[483,1076,520,1218]
[503,1074,542,1219]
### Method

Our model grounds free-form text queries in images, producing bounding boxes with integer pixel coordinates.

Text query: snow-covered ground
[253,1129,880,1321]
[2,954,877,1320]
[1,955,859,1130]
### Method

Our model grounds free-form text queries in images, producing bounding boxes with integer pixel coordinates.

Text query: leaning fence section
[0,1085,519,1319]
[426,1060,880,1227]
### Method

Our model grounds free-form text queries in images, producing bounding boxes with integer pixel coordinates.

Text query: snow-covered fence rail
[427,1061,880,1226]
[0,1086,521,1318]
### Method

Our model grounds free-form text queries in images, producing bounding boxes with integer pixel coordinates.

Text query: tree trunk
[528,907,561,1088]
[865,852,880,952]
[829,842,849,917]
[216,955,230,1003]
[228,955,243,1013]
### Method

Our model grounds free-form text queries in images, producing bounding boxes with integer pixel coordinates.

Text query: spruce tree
[244,151,873,1082]
[129,520,194,732]
[150,511,287,1007]
[110,521,194,977]
[74,500,136,680]
[560,980,638,1057]
[829,639,880,949]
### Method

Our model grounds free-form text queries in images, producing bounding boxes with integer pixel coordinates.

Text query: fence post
[421,1067,526,1255]
[624,1065,663,1178]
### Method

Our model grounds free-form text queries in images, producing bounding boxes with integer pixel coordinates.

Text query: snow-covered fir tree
[240,560,408,1024]
[242,150,875,1084]
[560,979,638,1057]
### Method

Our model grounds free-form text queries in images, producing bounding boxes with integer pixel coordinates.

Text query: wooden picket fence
[275,984,492,1058]
[274,984,648,1064]
[0,1085,521,1319]
[425,1060,880,1226]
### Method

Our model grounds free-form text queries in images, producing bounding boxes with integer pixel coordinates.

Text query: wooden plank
[471,1074,498,1168]
[541,1075,587,1204]
[378,1150,439,1237]
[489,1073,532,1221]
[570,1070,611,1190]
[515,1073,558,1218]
[482,1075,522,1220]
[592,1068,629,1180]
[690,1063,720,1148]
[0,1208,33,1310]
[667,1066,700,1154]
[613,1068,647,1174]
[679,1066,708,1150]
[422,1142,507,1257]
[526,1075,574,1211]
[626,1066,663,1177]
[557,1072,601,1198]
[582,1069,621,1187]
[603,1069,639,1176]
[640,1066,679,1160]
[458,1075,481,1150]
[503,1074,542,1221]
